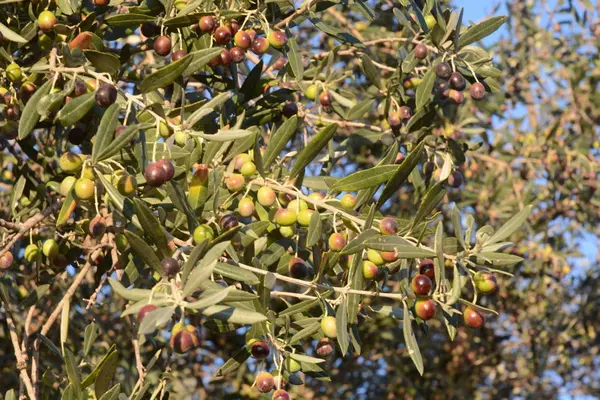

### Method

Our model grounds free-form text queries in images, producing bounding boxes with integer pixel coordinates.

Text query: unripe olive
[250,340,270,360]
[415,299,436,320]
[289,257,308,279]
[89,215,107,237]
[287,199,308,211]
[321,315,337,338]
[379,217,398,235]
[59,152,83,173]
[238,197,255,217]
[274,208,297,226]
[240,161,256,177]
[136,304,157,323]
[174,130,188,146]
[308,192,325,203]
[315,337,334,356]
[234,153,252,170]
[279,226,295,238]
[0,252,13,270]
[463,307,484,328]
[367,249,384,265]
[257,186,276,207]
[256,372,275,393]
[6,63,22,82]
[284,357,301,373]
[424,14,437,29]
[419,259,435,280]
[115,233,128,252]
[74,178,95,200]
[328,233,346,251]
[267,30,287,49]
[226,174,245,191]
[60,176,76,196]
[42,239,59,259]
[305,84,318,100]
[411,274,432,296]
[339,193,357,210]
[24,244,40,262]
[193,224,214,244]
[272,389,291,400]
[474,271,497,294]
[38,10,58,31]
[362,260,379,279]
[297,209,315,226]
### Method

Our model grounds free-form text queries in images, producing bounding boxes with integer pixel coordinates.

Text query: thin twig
[4,309,36,400]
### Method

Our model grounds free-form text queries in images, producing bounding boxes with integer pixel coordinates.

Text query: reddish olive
[144,162,167,187]
[136,304,157,323]
[157,159,175,182]
[411,274,432,296]
[379,217,399,235]
[250,340,270,360]
[449,72,466,91]
[214,26,232,45]
[198,16,216,33]
[95,84,117,108]
[289,257,309,279]
[415,299,436,320]
[419,259,435,280]
[316,337,334,356]
[463,307,485,328]
[161,257,180,276]
[251,37,270,55]
[154,35,172,56]
[172,49,187,61]
[230,47,246,63]
[328,233,346,251]
[470,82,486,100]
[234,30,252,49]
[414,43,428,59]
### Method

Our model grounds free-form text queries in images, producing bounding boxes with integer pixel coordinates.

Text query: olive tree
[0,0,542,398]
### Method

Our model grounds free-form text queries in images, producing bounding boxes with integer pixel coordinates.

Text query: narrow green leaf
[364,235,435,257]
[346,99,374,121]
[183,242,229,296]
[98,384,120,400]
[410,181,447,230]
[287,38,304,81]
[290,124,337,178]
[18,80,52,139]
[105,14,156,26]
[403,302,424,375]
[476,252,524,266]
[458,16,507,49]
[186,287,232,309]
[341,229,378,255]
[84,50,120,75]
[263,116,298,169]
[289,321,320,344]
[361,54,383,90]
[0,22,28,43]
[92,103,120,163]
[132,198,171,260]
[306,211,322,247]
[83,322,98,357]
[64,347,81,393]
[336,302,349,356]
[290,353,326,364]
[332,165,399,192]
[56,188,77,226]
[108,278,164,302]
[94,350,119,398]
[96,123,150,161]
[485,205,532,245]
[415,66,436,111]
[214,262,260,285]
[139,55,193,93]
[377,141,425,208]
[57,91,96,126]
[181,241,208,283]
[190,128,253,141]
[201,305,267,324]
[138,307,175,335]
[347,253,363,324]
[123,230,163,275]
[214,346,251,377]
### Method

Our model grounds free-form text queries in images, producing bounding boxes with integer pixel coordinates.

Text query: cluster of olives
[434,62,486,103]
[141,16,288,69]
